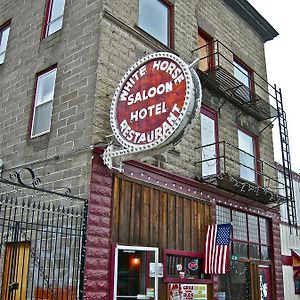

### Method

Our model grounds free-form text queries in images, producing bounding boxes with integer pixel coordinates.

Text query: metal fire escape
[192,40,297,226]
[275,87,297,227]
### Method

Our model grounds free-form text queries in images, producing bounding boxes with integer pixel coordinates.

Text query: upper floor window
[43,0,66,37]
[31,66,57,138]
[0,21,11,64]
[238,129,258,183]
[233,58,253,101]
[201,106,218,177]
[138,0,173,47]
[197,29,214,72]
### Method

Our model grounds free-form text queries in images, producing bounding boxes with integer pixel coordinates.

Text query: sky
[247,0,300,172]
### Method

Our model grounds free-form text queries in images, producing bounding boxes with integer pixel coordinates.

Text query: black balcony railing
[192,40,278,121]
[196,141,286,205]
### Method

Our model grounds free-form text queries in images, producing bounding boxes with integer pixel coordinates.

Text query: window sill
[40,30,63,49]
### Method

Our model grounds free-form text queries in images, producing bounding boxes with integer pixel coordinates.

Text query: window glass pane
[293,179,300,226]
[248,215,258,243]
[278,171,288,221]
[138,0,169,45]
[0,26,10,63]
[50,0,65,22]
[260,246,270,260]
[233,61,250,88]
[232,241,248,258]
[216,206,231,224]
[0,26,10,54]
[232,210,247,241]
[259,217,269,244]
[32,102,53,136]
[48,18,63,36]
[201,113,217,176]
[117,250,148,297]
[238,130,256,183]
[249,244,260,259]
[36,69,57,105]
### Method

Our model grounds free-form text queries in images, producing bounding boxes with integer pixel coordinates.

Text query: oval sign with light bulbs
[110,52,201,152]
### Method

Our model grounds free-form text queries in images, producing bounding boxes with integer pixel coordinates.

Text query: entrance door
[113,245,159,300]
[1,242,30,300]
[258,266,272,300]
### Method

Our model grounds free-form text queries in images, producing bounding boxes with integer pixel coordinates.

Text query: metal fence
[0,170,87,300]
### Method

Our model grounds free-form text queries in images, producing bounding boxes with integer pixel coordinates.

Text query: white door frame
[113,244,159,300]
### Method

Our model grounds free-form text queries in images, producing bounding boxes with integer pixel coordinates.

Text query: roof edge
[224,0,279,42]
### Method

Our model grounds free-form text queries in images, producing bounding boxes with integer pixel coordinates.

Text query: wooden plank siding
[112,175,211,253]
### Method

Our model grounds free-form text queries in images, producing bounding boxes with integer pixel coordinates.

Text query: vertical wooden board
[183,198,191,251]
[16,242,30,300]
[167,194,176,249]
[175,195,184,250]
[129,182,136,244]
[159,191,168,249]
[132,182,142,244]
[190,200,199,252]
[140,185,150,245]
[149,188,159,246]
[197,202,205,252]
[111,176,120,242]
[1,242,30,300]
[1,244,12,300]
[118,178,131,243]
[250,263,259,300]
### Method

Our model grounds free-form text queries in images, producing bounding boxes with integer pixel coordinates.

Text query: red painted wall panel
[84,148,113,299]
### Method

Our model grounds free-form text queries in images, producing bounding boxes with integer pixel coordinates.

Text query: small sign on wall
[169,283,207,300]
[149,262,163,277]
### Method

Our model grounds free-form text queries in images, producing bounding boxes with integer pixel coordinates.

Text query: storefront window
[163,249,210,283]
[216,206,271,261]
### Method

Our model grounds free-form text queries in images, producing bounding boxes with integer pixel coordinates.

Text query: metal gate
[0,168,88,299]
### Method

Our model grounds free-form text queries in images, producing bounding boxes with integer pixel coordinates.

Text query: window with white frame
[0,21,11,64]
[138,0,172,47]
[233,58,253,101]
[238,130,257,183]
[31,67,57,138]
[43,0,66,37]
[201,106,218,177]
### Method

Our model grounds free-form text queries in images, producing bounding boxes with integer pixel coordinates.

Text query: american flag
[204,223,232,274]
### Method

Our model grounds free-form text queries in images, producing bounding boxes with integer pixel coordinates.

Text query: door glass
[116,248,156,299]
[218,261,250,300]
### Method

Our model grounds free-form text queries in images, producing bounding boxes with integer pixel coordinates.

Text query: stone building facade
[0,0,289,299]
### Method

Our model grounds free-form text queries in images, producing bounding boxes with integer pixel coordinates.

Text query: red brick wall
[272,216,284,300]
[84,148,113,299]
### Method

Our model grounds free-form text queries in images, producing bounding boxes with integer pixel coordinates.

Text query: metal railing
[192,40,279,120]
[196,141,285,203]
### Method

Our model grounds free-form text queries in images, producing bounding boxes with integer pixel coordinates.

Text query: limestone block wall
[93,0,275,182]
[0,0,102,197]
